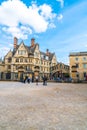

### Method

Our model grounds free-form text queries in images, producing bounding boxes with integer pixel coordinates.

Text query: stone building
[0,37,69,81]
[69,52,87,81]
[51,63,69,79]
[0,37,57,81]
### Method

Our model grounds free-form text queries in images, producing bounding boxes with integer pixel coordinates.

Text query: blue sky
[0,0,87,64]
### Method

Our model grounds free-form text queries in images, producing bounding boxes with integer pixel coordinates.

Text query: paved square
[0,82,87,130]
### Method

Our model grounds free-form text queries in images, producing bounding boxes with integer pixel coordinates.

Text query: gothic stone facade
[0,37,69,81]
[0,37,58,81]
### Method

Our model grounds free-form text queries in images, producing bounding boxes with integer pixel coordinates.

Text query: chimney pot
[31,38,35,46]
[14,37,18,49]
[46,49,49,55]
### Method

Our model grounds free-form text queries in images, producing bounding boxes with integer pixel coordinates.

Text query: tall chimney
[14,37,18,49]
[46,49,49,55]
[31,38,35,46]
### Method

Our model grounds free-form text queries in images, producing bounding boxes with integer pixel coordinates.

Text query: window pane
[20,58,23,62]
[83,57,86,61]
[83,64,87,68]
[75,57,78,61]
[76,64,79,68]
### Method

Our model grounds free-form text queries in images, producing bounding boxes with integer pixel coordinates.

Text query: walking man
[27,76,30,83]
[43,75,47,86]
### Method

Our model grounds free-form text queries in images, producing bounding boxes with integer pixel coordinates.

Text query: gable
[34,44,40,58]
[14,43,28,57]
[52,54,57,64]
[34,44,39,52]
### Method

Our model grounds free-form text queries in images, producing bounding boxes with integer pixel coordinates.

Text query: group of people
[23,76,31,83]
[23,75,48,86]
[35,75,48,85]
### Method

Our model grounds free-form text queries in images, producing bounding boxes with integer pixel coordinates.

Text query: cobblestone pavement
[0,82,87,130]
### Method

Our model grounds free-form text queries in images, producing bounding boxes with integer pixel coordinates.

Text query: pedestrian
[27,76,30,83]
[35,76,39,85]
[43,75,47,86]
[42,75,45,85]
[45,75,47,85]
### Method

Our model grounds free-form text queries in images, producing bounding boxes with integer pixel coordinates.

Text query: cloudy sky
[0,0,87,64]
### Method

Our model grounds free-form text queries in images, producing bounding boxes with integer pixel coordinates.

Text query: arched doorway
[34,66,40,78]
[18,66,24,81]
[6,72,11,80]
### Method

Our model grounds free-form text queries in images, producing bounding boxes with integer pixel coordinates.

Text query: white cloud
[33,34,39,38]
[2,26,29,39]
[39,4,56,20]
[0,46,11,58]
[0,0,56,39]
[57,14,63,21]
[56,0,64,8]
[48,23,56,28]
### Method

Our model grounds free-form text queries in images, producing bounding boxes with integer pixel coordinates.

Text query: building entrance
[18,71,23,81]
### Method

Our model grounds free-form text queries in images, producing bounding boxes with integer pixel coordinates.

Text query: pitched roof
[12,41,37,56]
[40,51,55,61]
[11,40,55,61]
[49,53,55,61]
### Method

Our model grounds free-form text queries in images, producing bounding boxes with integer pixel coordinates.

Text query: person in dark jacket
[43,75,47,85]
[27,76,30,83]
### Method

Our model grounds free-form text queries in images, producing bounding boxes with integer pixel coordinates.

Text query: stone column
[3,73,6,80]
[11,72,14,80]
[11,64,14,80]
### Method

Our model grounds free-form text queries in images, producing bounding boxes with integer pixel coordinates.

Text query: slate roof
[49,53,55,61]
[12,41,55,61]
[12,42,36,56]
[40,51,55,61]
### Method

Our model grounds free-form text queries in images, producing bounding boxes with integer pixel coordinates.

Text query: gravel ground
[0,82,87,130]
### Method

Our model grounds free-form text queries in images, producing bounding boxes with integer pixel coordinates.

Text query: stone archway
[18,71,24,81]
[18,66,24,81]
[6,72,11,80]
[52,71,60,78]
[34,66,40,77]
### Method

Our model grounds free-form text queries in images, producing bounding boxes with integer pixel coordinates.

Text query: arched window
[16,58,19,62]
[20,58,23,62]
